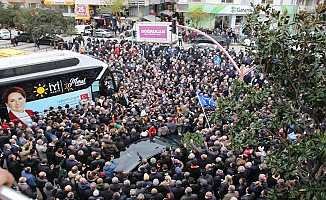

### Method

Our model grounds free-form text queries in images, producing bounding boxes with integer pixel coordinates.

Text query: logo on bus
[34,83,49,98]
[33,77,87,98]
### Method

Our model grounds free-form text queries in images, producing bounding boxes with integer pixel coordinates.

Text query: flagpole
[196,93,211,129]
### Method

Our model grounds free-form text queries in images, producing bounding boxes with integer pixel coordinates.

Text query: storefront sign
[139,26,167,39]
[187,4,253,15]
[230,6,253,14]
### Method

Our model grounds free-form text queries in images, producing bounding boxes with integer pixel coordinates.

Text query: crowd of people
[0,37,281,200]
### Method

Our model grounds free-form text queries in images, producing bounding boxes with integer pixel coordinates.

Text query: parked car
[191,35,226,49]
[15,33,34,43]
[38,35,64,45]
[95,29,113,38]
[0,29,11,40]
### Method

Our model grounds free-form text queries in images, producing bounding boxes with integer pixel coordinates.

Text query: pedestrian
[178,32,183,46]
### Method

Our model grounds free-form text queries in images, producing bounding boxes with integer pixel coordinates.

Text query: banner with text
[136,22,174,43]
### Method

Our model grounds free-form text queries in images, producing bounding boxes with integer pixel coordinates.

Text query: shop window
[221,0,234,3]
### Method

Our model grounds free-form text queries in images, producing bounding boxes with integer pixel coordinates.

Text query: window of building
[221,0,234,3]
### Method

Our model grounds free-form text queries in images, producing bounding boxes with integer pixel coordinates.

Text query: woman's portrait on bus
[2,87,34,127]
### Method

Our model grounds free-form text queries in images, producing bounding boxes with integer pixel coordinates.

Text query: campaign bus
[0,50,119,126]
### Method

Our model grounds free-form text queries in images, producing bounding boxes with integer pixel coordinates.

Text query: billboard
[0,68,101,126]
[136,22,175,44]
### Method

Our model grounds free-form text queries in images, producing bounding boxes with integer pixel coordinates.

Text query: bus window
[91,80,100,100]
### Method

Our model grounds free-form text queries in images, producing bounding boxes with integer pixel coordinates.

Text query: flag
[197,92,216,108]
[80,93,90,100]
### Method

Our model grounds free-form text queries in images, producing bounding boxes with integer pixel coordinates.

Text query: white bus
[0,51,120,124]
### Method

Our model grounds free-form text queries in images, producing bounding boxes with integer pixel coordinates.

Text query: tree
[245,4,326,126]
[211,79,275,151]
[181,132,205,150]
[0,5,20,38]
[186,6,209,28]
[267,131,326,199]
[15,8,75,43]
[211,4,326,199]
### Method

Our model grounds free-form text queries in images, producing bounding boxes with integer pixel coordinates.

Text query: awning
[43,0,74,5]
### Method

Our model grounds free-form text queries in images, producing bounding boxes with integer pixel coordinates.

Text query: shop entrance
[215,15,231,31]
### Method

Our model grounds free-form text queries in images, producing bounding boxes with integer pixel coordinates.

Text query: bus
[0,50,120,125]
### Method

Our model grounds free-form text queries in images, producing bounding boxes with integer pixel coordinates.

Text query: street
[0,40,53,52]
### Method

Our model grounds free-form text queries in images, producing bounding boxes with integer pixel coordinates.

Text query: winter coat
[180,193,198,200]
[103,161,117,179]
[36,143,48,160]
[21,170,37,189]
[18,182,37,199]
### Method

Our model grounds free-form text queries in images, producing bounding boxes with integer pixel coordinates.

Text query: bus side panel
[0,68,101,125]
[23,87,92,113]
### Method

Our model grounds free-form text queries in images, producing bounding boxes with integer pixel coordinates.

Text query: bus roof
[0,49,28,58]
[0,50,108,85]
[0,50,104,69]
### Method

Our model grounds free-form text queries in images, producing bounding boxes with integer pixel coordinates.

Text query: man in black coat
[171,180,185,200]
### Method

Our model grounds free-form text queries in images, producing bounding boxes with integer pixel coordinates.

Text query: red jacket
[148,126,157,138]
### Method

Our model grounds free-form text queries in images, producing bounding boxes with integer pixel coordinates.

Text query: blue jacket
[21,170,37,188]
[103,161,117,178]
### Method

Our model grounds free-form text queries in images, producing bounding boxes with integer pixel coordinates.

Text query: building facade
[176,0,321,33]
[0,0,42,8]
